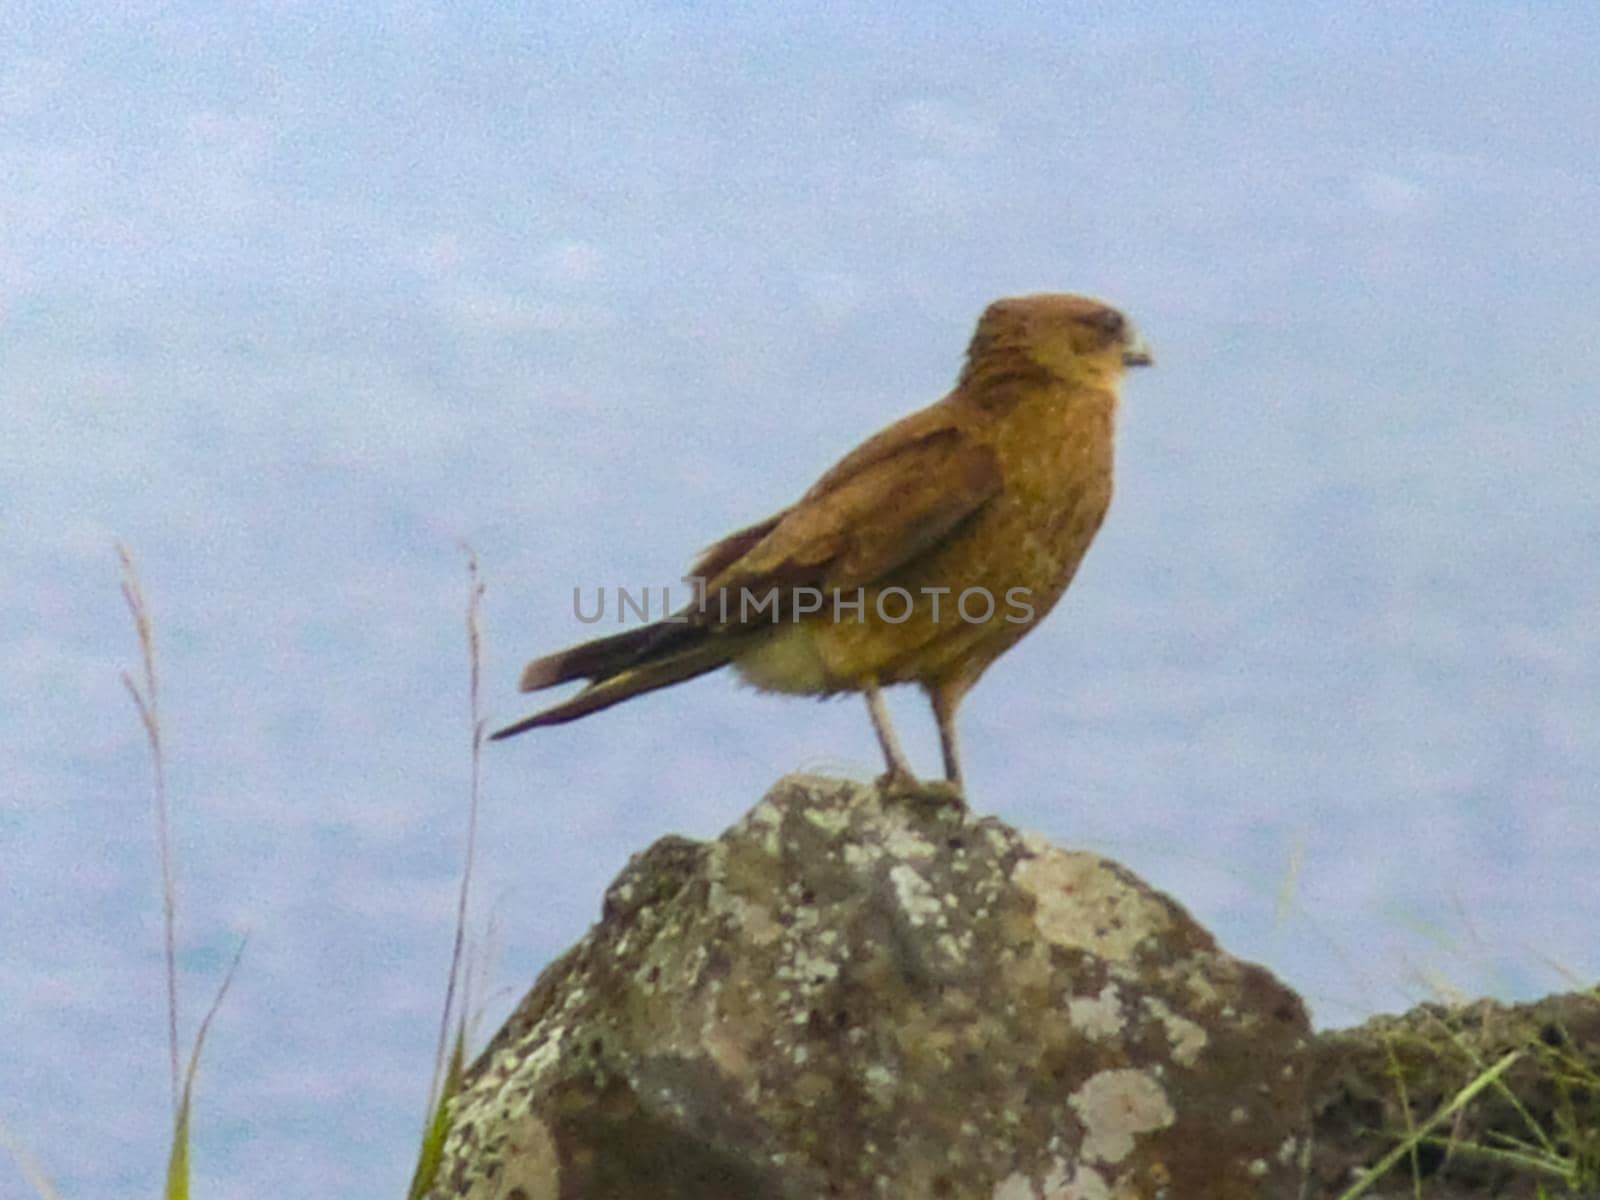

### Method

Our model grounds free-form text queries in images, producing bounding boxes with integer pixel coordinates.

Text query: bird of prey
[493,293,1152,797]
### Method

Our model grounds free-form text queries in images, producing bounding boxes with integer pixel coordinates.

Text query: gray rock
[1306,990,1600,1198]
[434,775,1312,1199]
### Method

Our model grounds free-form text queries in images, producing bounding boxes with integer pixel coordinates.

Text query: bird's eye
[1085,309,1125,337]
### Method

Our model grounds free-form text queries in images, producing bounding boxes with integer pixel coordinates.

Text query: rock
[1306,989,1600,1199]
[433,775,1312,1199]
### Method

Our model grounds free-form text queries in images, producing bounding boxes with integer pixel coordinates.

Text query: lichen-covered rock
[434,775,1312,1199]
[1306,990,1600,1199]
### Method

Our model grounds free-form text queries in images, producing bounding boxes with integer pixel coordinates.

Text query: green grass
[1334,988,1600,1198]
[406,549,490,1199]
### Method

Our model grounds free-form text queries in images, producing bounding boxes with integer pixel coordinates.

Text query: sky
[3,3,1599,1195]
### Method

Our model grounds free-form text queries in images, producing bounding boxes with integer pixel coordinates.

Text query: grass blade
[1337,1048,1523,1200]
[165,938,247,1200]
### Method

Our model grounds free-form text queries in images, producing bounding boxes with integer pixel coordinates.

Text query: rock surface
[433,775,1312,1199]
[1306,989,1600,1199]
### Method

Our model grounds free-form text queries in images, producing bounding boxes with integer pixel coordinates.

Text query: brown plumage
[493,293,1152,796]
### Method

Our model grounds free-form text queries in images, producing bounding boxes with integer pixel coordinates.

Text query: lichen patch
[889,862,945,926]
[1013,849,1168,962]
[1141,996,1208,1068]
[1069,1068,1175,1164]
[1067,984,1125,1041]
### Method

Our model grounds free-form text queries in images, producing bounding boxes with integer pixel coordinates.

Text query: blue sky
[4,3,1599,1195]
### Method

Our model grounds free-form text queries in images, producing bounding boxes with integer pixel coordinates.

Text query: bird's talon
[919,780,968,809]
[875,771,966,809]
[875,769,919,795]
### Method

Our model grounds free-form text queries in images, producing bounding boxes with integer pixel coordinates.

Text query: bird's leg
[864,683,917,788]
[928,680,968,797]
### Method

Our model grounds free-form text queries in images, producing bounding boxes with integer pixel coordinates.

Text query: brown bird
[493,293,1152,796]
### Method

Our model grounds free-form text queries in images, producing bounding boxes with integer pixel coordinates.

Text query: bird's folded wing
[698,412,1002,614]
[687,511,789,584]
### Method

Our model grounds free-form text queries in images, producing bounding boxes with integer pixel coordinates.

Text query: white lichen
[1046,1160,1110,1200]
[862,1062,896,1094]
[1067,983,1124,1041]
[804,804,853,835]
[843,842,876,869]
[1012,849,1168,962]
[1141,996,1208,1067]
[740,800,784,855]
[889,863,945,926]
[992,1171,1037,1200]
[882,813,937,861]
[458,1112,559,1200]
[1068,1068,1175,1164]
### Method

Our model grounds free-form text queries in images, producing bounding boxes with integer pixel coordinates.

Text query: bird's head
[964,294,1153,387]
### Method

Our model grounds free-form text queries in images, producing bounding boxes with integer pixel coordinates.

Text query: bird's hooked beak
[1121,323,1154,368]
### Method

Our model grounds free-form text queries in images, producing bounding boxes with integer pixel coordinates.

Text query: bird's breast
[794,388,1118,689]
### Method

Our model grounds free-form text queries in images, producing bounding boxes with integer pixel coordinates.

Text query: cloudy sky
[4,3,1598,1195]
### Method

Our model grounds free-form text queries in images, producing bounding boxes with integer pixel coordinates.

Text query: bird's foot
[875,770,966,809]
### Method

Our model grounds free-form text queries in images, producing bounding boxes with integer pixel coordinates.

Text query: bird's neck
[957,349,1121,420]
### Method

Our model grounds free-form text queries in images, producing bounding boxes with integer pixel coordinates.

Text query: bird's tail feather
[518,618,702,692]
[492,636,738,740]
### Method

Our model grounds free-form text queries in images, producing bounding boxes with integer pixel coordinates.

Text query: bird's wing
[701,406,1002,608]
[688,511,789,583]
